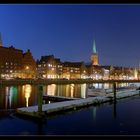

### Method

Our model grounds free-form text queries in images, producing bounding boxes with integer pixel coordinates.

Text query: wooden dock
[16,89,140,118]
[43,95,80,101]
[16,96,110,118]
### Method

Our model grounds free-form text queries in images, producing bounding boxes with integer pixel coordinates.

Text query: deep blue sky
[0,4,140,67]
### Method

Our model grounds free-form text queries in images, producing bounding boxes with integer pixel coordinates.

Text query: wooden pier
[43,95,80,102]
[16,89,140,118]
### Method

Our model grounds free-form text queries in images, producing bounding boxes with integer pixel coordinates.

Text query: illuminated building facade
[0,34,138,80]
[37,56,88,79]
[36,55,63,79]
[62,62,88,79]
[0,42,36,79]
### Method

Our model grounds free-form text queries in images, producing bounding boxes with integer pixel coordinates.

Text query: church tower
[91,39,99,65]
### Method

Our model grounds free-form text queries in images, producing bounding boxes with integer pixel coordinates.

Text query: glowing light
[25,66,29,70]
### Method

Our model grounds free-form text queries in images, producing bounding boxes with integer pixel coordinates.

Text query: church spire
[93,39,97,54]
[91,39,99,66]
[0,32,3,47]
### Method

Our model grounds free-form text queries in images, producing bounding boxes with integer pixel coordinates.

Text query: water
[0,83,140,135]
[0,96,140,135]
[0,82,133,109]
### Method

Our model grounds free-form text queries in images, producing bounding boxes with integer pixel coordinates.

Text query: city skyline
[0,4,140,67]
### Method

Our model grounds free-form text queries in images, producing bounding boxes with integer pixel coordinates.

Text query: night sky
[0,4,140,67]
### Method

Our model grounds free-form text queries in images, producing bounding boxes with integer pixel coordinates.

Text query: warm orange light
[25,66,29,70]
[24,84,32,107]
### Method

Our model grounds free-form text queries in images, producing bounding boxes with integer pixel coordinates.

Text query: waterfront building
[21,49,36,78]
[88,39,138,80]
[36,55,63,79]
[0,35,36,79]
[0,34,138,80]
[62,61,88,79]
[37,55,88,79]
[36,38,138,80]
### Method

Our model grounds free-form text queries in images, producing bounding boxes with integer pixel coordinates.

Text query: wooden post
[113,99,117,119]
[113,82,116,102]
[38,85,43,113]
[113,82,117,119]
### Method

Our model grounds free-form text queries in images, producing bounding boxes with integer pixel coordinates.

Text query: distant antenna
[0,32,3,47]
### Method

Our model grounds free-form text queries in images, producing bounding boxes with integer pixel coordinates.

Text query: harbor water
[0,83,140,135]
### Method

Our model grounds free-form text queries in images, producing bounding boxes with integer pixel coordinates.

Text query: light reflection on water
[23,84,32,107]
[0,83,139,110]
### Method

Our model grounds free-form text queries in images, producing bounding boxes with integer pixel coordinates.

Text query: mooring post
[113,82,116,102]
[113,99,117,119]
[112,82,117,119]
[38,85,43,113]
